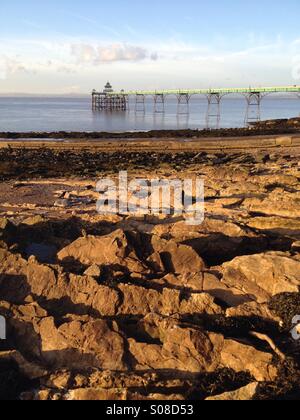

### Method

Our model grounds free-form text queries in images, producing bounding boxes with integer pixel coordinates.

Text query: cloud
[57,65,77,74]
[71,43,156,64]
[0,56,31,79]
[1,34,299,93]
[6,58,28,74]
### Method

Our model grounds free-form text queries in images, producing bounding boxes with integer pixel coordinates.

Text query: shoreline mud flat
[0,116,300,141]
[0,134,300,400]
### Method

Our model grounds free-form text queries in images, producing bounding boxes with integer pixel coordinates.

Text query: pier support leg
[125,95,130,112]
[297,93,300,117]
[91,93,127,111]
[154,94,165,113]
[177,93,191,115]
[245,92,262,125]
[135,94,146,113]
[206,93,222,129]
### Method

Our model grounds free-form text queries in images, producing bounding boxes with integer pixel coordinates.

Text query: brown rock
[0,249,121,317]
[130,314,223,373]
[291,241,300,252]
[3,301,128,372]
[67,274,120,316]
[131,315,277,381]
[206,382,259,400]
[247,217,300,240]
[220,339,277,382]
[202,271,249,306]
[0,249,31,303]
[0,218,16,243]
[83,264,102,278]
[221,252,300,303]
[226,301,281,324]
[129,332,222,374]
[66,388,127,401]
[22,215,45,226]
[275,136,292,147]
[117,284,221,317]
[0,350,46,380]
[38,317,128,371]
[151,236,205,275]
[58,229,147,274]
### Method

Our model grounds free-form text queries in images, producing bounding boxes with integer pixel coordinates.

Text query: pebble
[54,199,71,208]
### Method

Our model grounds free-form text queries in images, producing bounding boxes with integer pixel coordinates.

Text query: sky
[0,0,300,94]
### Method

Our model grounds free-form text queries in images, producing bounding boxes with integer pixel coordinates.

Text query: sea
[0,95,299,133]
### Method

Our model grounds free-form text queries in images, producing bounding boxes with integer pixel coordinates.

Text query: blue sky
[0,0,300,93]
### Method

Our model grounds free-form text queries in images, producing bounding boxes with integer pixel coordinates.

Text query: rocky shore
[0,116,299,141]
[0,137,300,400]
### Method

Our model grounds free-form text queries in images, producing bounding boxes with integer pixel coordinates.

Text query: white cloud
[0,35,299,93]
[71,43,156,64]
[0,56,32,79]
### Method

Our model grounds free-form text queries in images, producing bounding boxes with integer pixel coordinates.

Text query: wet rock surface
[0,143,299,400]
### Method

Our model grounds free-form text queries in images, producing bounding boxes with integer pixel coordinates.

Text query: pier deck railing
[105,86,300,96]
[92,86,300,127]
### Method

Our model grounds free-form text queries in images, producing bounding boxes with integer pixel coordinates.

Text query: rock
[276,136,292,147]
[291,241,300,252]
[54,199,71,208]
[220,339,277,382]
[226,301,281,324]
[83,264,102,278]
[67,275,120,316]
[65,388,128,401]
[0,251,121,316]
[129,325,223,373]
[58,230,147,274]
[216,197,244,208]
[1,147,300,399]
[154,218,249,241]
[202,272,249,306]
[39,317,128,371]
[162,271,249,306]
[151,236,205,275]
[221,252,300,303]
[6,308,128,372]
[0,218,16,243]
[247,217,300,240]
[0,249,30,303]
[0,350,46,380]
[22,215,45,226]
[179,292,222,316]
[130,315,277,381]
[25,387,185,401]
[146,252,165,272]
[117,284,221,317]
[242,195,300,218]
[206,382,259,400]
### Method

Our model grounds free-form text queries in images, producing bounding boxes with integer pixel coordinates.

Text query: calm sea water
[0,95,299,133]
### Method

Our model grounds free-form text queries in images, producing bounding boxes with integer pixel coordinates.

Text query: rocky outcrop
[58,229,148,274]
[221,252,300,303]
[1,301,127,372]
[1,145,300,400]
[129,314,277,382]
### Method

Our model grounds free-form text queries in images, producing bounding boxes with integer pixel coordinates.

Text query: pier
[92,82,127,111]
[92,83,300,127]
